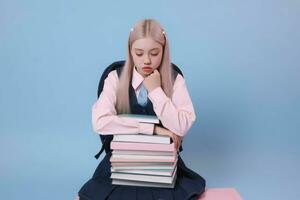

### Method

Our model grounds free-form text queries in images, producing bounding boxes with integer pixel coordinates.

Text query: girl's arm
[154,125,182,151]
[148,74,196,137]
[92,70,154,135]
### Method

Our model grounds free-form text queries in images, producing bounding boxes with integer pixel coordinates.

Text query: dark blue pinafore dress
[78,67,206,200]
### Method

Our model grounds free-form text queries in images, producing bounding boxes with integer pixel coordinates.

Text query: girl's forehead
[132,38,162,50]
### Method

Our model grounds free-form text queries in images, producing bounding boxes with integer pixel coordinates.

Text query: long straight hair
[116,19,175,114]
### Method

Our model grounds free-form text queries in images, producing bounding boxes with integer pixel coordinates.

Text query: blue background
[1,0,299,199]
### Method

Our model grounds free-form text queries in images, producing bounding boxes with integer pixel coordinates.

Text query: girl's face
[131,37,163,78]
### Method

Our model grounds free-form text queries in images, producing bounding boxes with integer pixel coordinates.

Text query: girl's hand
[154,125,182,152]
[144,70,161,93]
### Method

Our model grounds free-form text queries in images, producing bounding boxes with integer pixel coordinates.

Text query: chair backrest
[94,60,183,159]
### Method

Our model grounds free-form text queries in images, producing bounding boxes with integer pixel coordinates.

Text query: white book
[110,154,177,163]
[111,166,177,177]
[112,174,177,188]
[111,158,177,169]
[118,114,159,124]
[113,134,171,144]
[112,150,175,156]
[111,167,177,184]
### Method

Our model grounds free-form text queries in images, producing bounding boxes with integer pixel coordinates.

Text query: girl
[77,19,206,200]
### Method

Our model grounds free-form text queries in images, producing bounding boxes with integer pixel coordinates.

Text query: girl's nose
[144,55,151,64]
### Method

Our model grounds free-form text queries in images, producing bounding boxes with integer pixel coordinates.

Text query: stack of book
[110,114,178,188]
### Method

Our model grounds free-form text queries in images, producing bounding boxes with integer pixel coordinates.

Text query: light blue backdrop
[1,1,299,199]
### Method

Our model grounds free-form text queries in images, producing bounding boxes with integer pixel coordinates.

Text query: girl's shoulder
[105,70,119,83]
[100,70,119,93]
[173,73,186,90]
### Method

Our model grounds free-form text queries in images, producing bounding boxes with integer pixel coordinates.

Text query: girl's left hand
[171,133,182,152]
[144,70,161,93]
[154,125,182,152]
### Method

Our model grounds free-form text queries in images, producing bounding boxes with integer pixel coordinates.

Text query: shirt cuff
[139,122,154,135]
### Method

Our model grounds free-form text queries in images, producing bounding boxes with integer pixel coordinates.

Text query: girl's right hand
[144,70,161,93]
[154,125,182,152]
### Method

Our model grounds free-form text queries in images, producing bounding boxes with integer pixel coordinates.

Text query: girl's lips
[142,67,152,72]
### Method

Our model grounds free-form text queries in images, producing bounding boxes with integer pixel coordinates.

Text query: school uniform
[78,65,206,200]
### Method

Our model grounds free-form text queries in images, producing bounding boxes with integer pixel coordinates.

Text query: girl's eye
[135,52,159,57]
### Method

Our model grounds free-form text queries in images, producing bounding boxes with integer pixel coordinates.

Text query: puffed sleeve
[92,70,154,135]
[148,74,196,137]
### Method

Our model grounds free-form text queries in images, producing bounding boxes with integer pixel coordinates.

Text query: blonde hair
[116,19,175,114]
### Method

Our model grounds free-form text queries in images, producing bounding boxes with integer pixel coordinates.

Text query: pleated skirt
[78,152,205,200]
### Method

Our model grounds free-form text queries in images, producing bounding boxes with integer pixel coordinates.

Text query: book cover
[111,167,177,184]
[113,134,171,144]
[110,141,175,152]
[112,176,177,188]
[111,162,176,170]
[110,159,177,167]
[111,166,177,177]
[118,114,160,124]
[110,154,177,163]
[112,150,176,156]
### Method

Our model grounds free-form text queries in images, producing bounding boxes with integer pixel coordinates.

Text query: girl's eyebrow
[134,48,160,51]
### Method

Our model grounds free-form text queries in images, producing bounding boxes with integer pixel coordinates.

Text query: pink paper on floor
[198,188,243,200]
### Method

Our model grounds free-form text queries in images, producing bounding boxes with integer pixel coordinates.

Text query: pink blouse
[92,67,196,137]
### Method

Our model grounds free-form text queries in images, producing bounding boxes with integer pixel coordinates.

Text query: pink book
[110,156,176,163]
[110,161,175,167]
[198,188,243,200]
[110,141,176,152]
[110,154,177,163]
